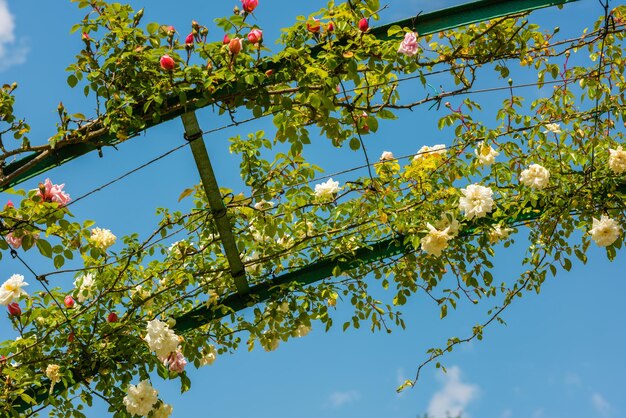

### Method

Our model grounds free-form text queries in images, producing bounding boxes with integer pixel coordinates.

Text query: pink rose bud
[5,200,13,209]
[229,37,243,55]
[107,312,119,323]
[191,20,199,29]
[7,302,21,317]
[358,18,369,32]
[328,22,334,32]
[247,29,263,44]
[64,295,75,309]
[265,69,274,76]
[82,32,90,41]
[160,54,176,71]
[168,25,175,33]
[223,34,230,44]
[307,18,321,34]
[241,0,258,13]
[185,33,194,45]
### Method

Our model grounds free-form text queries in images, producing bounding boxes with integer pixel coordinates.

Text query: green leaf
[54,255,65,269]
[67,75,78,88]
[147,22,159,35]
[178,188,194,202]
[36,239,53,258]
[349,137,361,150]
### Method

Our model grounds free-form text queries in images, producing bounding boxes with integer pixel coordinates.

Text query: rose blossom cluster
[144,319,187,373]
[90,227,116,250]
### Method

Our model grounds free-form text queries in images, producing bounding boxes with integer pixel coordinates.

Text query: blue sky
[1,0,625,417]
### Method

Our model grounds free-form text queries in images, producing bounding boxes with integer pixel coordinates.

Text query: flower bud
[241,0,258,13]
[5,200,13,209]
[191,20,199,30]
[327,22,334,32]
[358,18,369,32]
[82,32,90,41]
[223,34,230,45]
[229,37,243,55]
[185,33,194,45]
[107,312,118,323]
[247,29,263,44]
[64,295,75,309]
[233,5,240,15]
[160,54,176,71]
[7,302,21,317]
[307,18,321,34]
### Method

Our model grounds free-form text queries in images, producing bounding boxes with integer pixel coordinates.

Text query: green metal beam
[181,112,249,295]
[0,0,577,191]
[370,0,579,40]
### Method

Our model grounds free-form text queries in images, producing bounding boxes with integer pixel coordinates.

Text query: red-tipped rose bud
[82,32,90,41]
[185,33,194,45]
[247,29,263,44]
[358,18,369,32]
[265,69,274,76]
[7,303,21,317]
[107,312,119,323]
[307,18,321,34]
[241,0,258,13]
[160,54,176,71]
[223,34,231,45]
[5,200,13,209]
[64,295,75,309]
[328,22,334,32]
[229,37,243,55]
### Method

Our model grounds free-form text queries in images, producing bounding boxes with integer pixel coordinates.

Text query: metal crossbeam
[0,0,577,191]
[181,112,249,295]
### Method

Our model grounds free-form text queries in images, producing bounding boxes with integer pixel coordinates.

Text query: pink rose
[229,37,243,55]
[247,29,263,44]
[358,18,369,32]
[5,232,22,249]
[398,32,419,57]
[164,350,187,373]
[160,55,176,71]
[241,0,258,13]
[37,178,70,206]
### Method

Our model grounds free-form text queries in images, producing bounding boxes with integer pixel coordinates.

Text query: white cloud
[327,390,360,408]
[500,409,513,418]
[0,0,27,71]
[591,393,611,417]
[427,366,479,418]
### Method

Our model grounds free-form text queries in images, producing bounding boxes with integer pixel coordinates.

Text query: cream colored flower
[474,144,499,166]
[488,225,514,244]
[458,184,495,220]
[543,123,561,134]
[0,274,28,306]
[609,146,626,174]
[200,345,217,366]
[589,215,621,247]
[73,273,95,303]
[254,200,275,210]
[380,151,395,161]
[520,164,550,189]
[421,223,453,257]
[413,144,446,161]
[314,178,341,199]
[144,319,179,359]
[152,403,173,418]
[90,227,116,250]
[46,364,61,394]
[123,380,158,417]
